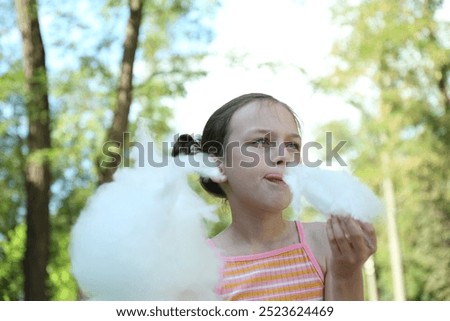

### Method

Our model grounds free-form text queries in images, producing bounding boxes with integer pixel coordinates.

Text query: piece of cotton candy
[70,127,224,300]
[285,165,384,222]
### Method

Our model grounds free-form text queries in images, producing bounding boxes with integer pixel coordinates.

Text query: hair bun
[172,134,201,157]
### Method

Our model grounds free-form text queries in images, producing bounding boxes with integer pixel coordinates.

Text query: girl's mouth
[264,173,287,186]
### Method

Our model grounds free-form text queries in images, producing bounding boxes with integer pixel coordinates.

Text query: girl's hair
[172,93,301,198]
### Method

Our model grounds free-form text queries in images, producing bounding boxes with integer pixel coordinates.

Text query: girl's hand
[326,215,377,279]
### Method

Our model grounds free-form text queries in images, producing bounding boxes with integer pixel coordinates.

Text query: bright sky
[17,0,449,145]
[171,0,450,143]
[170,0,361,143]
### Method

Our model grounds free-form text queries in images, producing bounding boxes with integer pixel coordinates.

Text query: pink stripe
[224,262,313,281]
[222,243,304,262]
[227,285,324,301]
[224,253,308,272]
[223,275,322,294]
[245,288,324,301]
[249,290,324,301]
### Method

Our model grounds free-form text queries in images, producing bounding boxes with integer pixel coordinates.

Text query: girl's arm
[324,215,377,300]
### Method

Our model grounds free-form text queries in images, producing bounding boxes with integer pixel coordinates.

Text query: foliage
[0,60,27,302]
[0,224,25,300]
[0,0,219,300]
[315,0,450,300]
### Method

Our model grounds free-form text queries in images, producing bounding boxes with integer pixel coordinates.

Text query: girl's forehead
[228,101,299,138]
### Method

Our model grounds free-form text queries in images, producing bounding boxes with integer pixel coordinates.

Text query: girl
[173,93,377,301]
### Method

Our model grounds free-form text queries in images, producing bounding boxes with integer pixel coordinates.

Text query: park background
[0,0,449,300]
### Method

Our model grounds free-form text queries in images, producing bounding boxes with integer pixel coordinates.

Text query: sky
[6,0,448,144]
[170,0,450,144]
[170,0,361,143]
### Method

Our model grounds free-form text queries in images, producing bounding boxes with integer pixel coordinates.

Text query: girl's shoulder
[301,221,327,243]
[301,221,326,231]
[301,221,331,275]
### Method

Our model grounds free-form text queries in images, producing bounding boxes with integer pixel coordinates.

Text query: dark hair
[172,93,301,198]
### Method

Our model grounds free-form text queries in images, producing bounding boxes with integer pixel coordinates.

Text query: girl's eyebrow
[244,128,301,140]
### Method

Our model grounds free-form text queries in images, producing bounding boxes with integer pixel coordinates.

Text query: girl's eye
[252,138,271,147]
[286,141,301,151]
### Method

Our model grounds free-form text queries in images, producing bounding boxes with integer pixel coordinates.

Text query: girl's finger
[337,215,353,243]
[357,221,377,251]
[326,217,342,255]
[330,215,353,254]
[343,217,368,252]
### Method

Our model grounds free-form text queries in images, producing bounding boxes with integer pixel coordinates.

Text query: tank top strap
[295,220,306,244]
[294,221,325,282]
[207,238,222,258]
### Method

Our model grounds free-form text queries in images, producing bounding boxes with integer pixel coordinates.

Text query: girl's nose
[270,143,294,166]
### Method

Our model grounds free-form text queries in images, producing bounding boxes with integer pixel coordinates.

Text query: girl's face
[220,100,301,214]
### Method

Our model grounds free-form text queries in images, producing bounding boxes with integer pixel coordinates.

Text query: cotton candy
[70,128,224,300]
[285,165,384,222]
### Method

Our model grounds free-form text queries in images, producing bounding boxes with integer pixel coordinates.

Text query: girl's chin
[255,197,292,213]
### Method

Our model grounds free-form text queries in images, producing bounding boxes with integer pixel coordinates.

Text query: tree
[315,0,450,300]
[97,0,214,184]
[98,0,144,184]
[1,0,219,300]
[15,0,52,300]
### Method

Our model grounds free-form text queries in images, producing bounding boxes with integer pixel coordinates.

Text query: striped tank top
[209,221,324,301]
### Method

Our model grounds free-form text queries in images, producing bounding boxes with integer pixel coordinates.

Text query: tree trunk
[381,152,405,301]
[98,0,144,185]
[15,0,52,300]
[363,256,379,301]
[438,63,449,113]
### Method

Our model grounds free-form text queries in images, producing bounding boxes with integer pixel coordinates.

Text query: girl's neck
[228,206,291,245]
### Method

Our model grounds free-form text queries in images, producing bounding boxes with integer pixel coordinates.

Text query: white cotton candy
[70,128,224,300]
[285,165,384,222]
